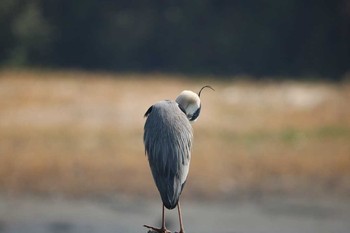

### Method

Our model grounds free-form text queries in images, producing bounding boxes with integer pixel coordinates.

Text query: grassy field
[0,69,349,200]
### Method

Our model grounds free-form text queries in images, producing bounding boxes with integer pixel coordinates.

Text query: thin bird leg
[161,204,166,230]
[144,204,170,233]
[175,201,185,233]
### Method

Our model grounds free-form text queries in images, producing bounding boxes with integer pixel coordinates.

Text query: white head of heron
[175,85,214,122]
[176,90,201,121]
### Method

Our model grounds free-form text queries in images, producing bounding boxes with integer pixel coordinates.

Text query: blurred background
[0,1,350,233]
[1,0,350,78]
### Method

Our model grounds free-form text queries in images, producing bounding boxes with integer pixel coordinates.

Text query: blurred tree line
[0,0,349,79]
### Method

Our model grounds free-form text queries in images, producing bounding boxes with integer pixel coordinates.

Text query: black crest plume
[198,85,215,97]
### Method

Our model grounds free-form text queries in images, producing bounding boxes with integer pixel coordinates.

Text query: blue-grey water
[0,195,349,233]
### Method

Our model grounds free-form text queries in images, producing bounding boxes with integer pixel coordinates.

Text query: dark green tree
[0,0,349,79]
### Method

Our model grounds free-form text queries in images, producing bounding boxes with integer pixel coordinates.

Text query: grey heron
[143,86,214,233]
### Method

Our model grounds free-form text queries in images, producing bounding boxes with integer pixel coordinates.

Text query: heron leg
[144,204,171,233]
[175,201,185,233]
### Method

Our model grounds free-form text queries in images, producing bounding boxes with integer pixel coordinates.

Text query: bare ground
[0,70,350,233]
[0,70,349,199]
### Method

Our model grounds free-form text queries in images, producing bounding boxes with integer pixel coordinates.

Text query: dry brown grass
[0,69,349,200]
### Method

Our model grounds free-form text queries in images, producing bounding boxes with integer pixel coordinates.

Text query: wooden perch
[146,231,178,233]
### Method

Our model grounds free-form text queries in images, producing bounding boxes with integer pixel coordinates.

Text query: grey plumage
[144,100,193,209]
[143,86,213,233]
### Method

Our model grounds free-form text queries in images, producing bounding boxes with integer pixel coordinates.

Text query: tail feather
[157,176,186,210]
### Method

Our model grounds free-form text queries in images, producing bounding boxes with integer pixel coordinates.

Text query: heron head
[176,85,214,122]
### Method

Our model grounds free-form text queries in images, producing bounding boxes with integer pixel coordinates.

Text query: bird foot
[143,224,171,233]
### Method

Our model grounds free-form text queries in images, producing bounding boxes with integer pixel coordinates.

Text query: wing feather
[144,100,192,209]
